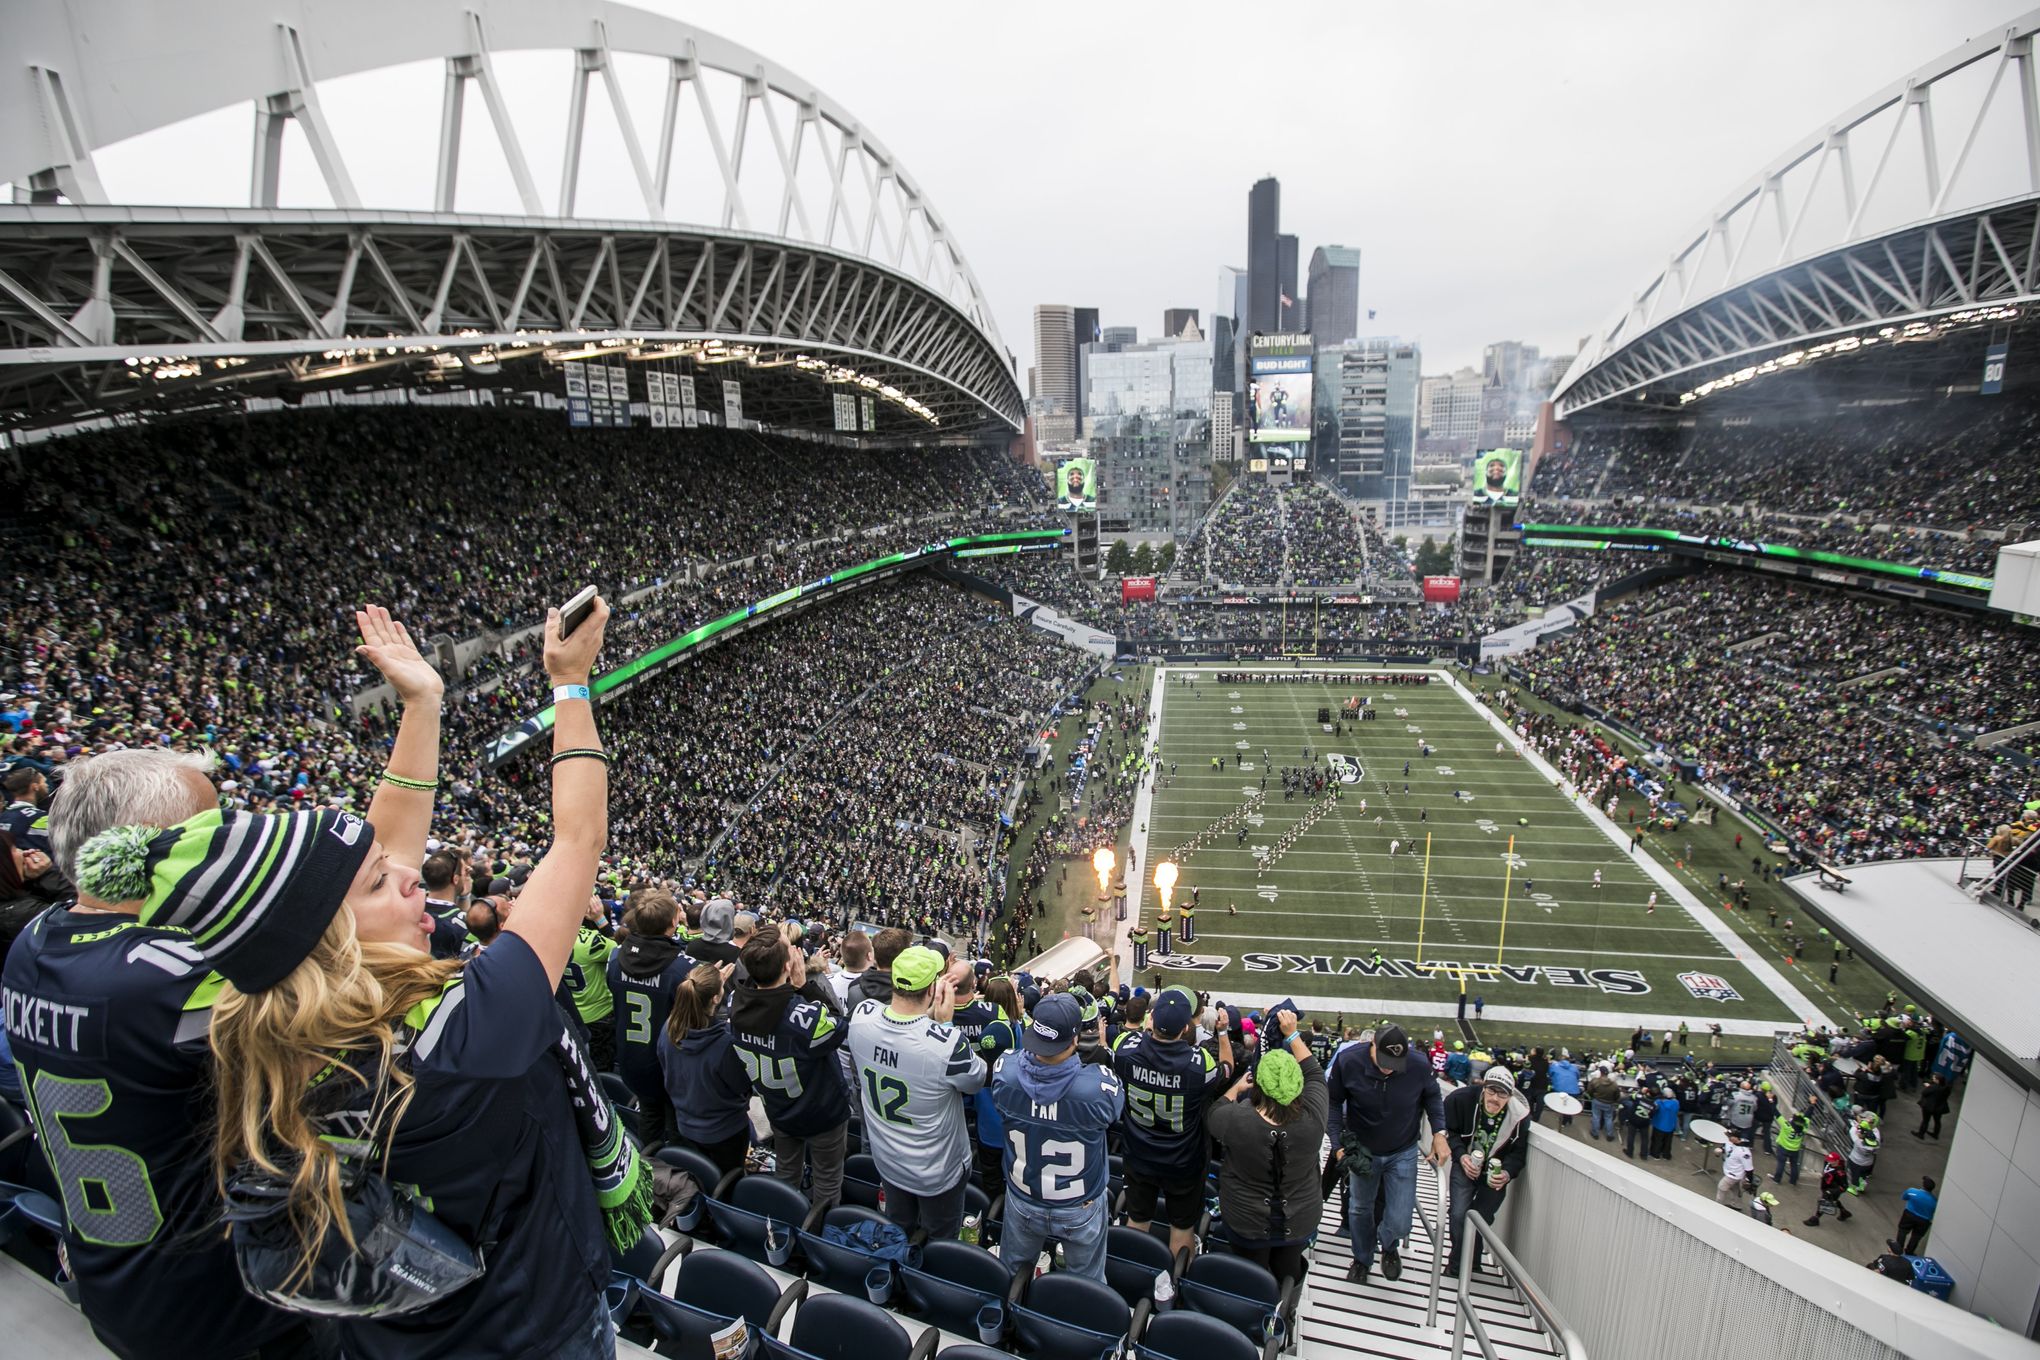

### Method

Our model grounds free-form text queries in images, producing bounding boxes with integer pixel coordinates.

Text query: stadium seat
[633,1247,807,1358]
[961,1183,997,1245]
[1010,1271,1147,1360]
[842,1153,885,1210]
[654,1145,723,1234]
[612,1227,668,1282]
[1137,1308,1274,1360]
[1103,1225,1179,1309]
[601,1072,643,1140]
[796,1203,897,1294]
[760,1291,939,1360]
[606,1273,640,1330]
[704,1169,810,1267]
[897,1237,1016,1336]
[934,1347,1013,1360]
[1178,1253,1294,1347]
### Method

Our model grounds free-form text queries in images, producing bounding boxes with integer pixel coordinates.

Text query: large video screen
[1471,448,1524,506]
[1248,356,1312,443]
[1056,457,1098,512]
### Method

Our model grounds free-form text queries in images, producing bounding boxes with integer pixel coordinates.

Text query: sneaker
[1381,1249,1403,1281]
[1346,1260,1371,1284]
[1846,1185,1864,1196]
[1887,1238,1902,1254]
[1802,1217,1821,1228]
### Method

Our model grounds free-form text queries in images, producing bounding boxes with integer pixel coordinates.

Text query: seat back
[654,1146,724,1234]
[1011,1273,1132,1360]
[898,1238,1013,1335]
[1103,1225,1174,1309]
[1180,1253,1282,1343]
[1137,1310,1260,1360]
[796,1205,895,1294]
[668,1248,785,1326]
[841,1153,884,1210]
[767,1292,910,1360]
[705,1173,810,1266]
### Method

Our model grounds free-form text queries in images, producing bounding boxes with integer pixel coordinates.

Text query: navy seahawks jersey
[607,939,693,1088]
[1,908,303,1358]
[730,980,851,1139]
[1111,1030,1230,1176]
[951,997,995,1053]
[991,1050,1124,1206]
[1,799,49,854]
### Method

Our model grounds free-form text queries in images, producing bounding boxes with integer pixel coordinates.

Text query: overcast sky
[654,0,2019,378]
[76,0,2029,380]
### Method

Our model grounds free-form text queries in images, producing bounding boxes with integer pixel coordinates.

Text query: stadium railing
[1501,1125,2034,1360]
[1452,1210,1584,1360]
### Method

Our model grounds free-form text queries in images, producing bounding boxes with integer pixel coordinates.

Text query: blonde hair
[210,909,461,1292]
[665,963,726,1045]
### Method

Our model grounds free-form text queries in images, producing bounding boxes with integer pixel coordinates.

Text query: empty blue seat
[1178,1253,1291,1347]
[634,1248,806,1358]
[842,1153,885,1211]
[1103,1225,1176,1309]
[704,1172,810,1267]
[759,1291,938,1360]
[1011,1271,1139,1360]
[898,1237,1015,1336]
[1137,1309,1268,1360]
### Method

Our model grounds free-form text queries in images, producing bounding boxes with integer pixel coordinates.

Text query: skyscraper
[1032,303,1078,442]
[1307,246,1361,349]
[1072,307,1101,422]
[1247,177,1280,334]
[1163,308,1200,339]
[1276,234,1299,332]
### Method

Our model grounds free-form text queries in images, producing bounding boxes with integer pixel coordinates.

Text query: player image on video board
[1248,355,1313,443]
[1472,448,1523,506]
[1056,457,1098,511]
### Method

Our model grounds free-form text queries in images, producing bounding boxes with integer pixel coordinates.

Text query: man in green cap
[847,945,987,1241]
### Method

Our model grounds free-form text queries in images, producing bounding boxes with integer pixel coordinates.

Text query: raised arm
[356,605,444,868]
[509,599,611,987]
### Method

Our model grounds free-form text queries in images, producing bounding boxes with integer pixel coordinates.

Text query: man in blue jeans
[1326,1023,1448,1285]
[992,992,1126,1279]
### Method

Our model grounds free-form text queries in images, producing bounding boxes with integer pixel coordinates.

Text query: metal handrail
[1450,1210,1586,1360]
[1420,1152,1451,1330]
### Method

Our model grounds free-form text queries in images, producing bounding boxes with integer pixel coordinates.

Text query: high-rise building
[1276,234,1299,331]
[1315,337,1419,502]
[1247,178,1280,334]
[1072,307,1101,422]
[1163,308,1201,340]
[1085,337,1213,535]
[1032,303,1079,443]
[1306,246,1361,349]
[1418,367,1485,454]
[1101,325,1139,348]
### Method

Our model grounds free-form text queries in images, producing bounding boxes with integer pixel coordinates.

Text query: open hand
[356,605,443,706]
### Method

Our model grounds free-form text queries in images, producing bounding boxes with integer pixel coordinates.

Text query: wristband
[550,749,611,770]
[379,771,436,792]
[553,684,591,704]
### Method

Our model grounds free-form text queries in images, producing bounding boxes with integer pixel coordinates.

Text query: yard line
[1187,931,1738,962]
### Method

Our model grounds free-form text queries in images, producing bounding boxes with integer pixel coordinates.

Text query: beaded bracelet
[380,771,436,792]
[550,748,612,769]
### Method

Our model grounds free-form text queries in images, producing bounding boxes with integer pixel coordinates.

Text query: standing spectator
[1914,1073,1952,1139]
[564,899,618,1070]
[1441,1068,1530,1278]
[1112,986,1233,1259]
[1803,1152,1855,1227]
[1724,1080,1758,1142]
[4,747,318,1360]
[1205,1008,1327,1284]
[0,764,51,854]
[970,978,1026,1193]
[1546,1051,1581,1129]
[610,889,692,1144]
[1650,1085,1680,1159]
[689,899,741,967]
[1846,1113,1881,1195]
[826,930,873,1009]
[1889,1176,1937,1256]
[732,924,852,1210]
[1772,1111,1808,1186]
[991,992,1126,1278]
[1621,1081,1654,1159]
[1716,1131,1754,1207]
[660,963,753,1175]
[1326,1024,1449,1286]
[848,946,986,1240]
[1586,1063,1620,1141]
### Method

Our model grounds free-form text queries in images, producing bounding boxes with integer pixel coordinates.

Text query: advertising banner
[722,379,744,428]
[1121,576,1157,603]
[1422,575,1462,603]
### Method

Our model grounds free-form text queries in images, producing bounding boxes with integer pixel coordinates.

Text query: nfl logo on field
[1678,971,1742,1003]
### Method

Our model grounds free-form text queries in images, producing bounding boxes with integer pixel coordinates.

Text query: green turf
[1135,667,1803,1023]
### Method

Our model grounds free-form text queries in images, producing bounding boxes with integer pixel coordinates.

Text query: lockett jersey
[1,909,303,1358]
[563,925,615,1023]
[729,980,851,1139]
[991,1049,1124,1205]
[847,1000,987,1194]
[1111,1029,1230,1176]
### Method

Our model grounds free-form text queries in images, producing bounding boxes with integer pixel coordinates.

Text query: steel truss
[0,208,1019,433]
[1556,8,2040,417]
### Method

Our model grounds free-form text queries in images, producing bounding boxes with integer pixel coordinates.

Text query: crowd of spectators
[1197,479,1289,583]
[1283,483,1368,585]
[1514,571,2039,862]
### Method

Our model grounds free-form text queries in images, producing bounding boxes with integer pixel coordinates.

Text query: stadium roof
[1784,858,2040,1096]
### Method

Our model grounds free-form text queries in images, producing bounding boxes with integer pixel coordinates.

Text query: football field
[1127,667,1822,1035]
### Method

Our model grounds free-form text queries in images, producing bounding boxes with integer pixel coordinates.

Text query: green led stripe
[1518,523,1994,591]
[490,525,1074,760]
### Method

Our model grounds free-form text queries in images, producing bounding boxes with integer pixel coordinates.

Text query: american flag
[1279,293,1293,307]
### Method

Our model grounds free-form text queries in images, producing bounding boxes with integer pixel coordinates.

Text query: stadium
[0,3,2037,1359]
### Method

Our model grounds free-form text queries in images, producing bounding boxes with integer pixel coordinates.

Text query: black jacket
[1442,1084,1530,1180]
[1205,1056,1328,1246]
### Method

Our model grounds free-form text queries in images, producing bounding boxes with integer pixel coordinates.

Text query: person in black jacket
[1442,1068,1530,1277]
[609,889,693,1144]
[1914,1073,1952,1139]
[1325,1024,1448,1285]
[1205,1007,1327,1286]
[730,925,851,1209]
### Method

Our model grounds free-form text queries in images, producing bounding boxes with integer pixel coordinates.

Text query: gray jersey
[847,999,988,1194]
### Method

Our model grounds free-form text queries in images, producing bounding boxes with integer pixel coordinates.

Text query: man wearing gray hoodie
[1441,1067,1531,1278]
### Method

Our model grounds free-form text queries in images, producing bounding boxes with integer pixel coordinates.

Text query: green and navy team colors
[730,978,851,1137]
[1111,1028,1231,1176]
[607,933,693,1109]
[565,925,616,1025]
[2,908,306,1358]
[846,1001,987,1193]
[992,1051,1124,1204]
[2,796,50,853]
